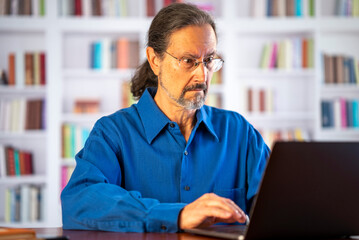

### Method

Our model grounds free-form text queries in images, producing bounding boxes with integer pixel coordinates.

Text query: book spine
[39,0,45,16]
[353,100,359,127]
[15,51,24,88]
[340,98,347,128]
[40,52,46,85]
[8,53,16,86]
[14,149,20,176]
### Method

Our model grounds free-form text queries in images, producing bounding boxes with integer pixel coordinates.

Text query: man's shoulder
[202,105,248,124]
[94,105,139,130]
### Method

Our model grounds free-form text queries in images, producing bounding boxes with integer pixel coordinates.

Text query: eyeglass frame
[164,51,224,72]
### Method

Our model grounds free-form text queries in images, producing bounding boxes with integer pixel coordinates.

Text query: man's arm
[60,123,186,233]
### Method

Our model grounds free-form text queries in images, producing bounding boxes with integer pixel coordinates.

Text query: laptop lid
[185,142,359,240]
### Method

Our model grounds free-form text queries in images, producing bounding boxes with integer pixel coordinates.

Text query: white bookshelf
[0,0,359,228]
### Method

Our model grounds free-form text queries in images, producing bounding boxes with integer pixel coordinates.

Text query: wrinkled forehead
[167,24,217,56]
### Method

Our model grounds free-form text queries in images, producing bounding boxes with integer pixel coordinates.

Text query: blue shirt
[61,87,270,233]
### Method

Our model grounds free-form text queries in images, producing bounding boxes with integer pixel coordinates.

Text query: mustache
[183,83,207,93]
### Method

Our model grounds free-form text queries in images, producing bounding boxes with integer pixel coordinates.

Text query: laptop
[184,141,359,239]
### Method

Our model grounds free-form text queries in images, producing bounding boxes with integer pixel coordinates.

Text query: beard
[158,72,208,110]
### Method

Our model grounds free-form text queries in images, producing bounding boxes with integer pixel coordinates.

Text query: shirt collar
[136,87,170,144]
[136,87,219,144]
[196,106,219,142]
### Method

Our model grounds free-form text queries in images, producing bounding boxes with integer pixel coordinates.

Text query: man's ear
[146,47,161,76]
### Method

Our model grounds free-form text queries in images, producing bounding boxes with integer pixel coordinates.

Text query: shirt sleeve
[246,125,271,206]
[60,120,186,232]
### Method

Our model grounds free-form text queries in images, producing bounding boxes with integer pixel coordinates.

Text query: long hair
[130,3,217,99]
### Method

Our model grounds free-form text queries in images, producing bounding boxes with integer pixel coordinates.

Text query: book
[0,228,36,239]
[0,145,6,177]
[8,53,15,86]
[40,52,46,85]
[25,52,33,85]
[15,51,24,88]
[147,0,155,16]
[340,98,347,128]
[353,100,359,127]
[117,38,130,69]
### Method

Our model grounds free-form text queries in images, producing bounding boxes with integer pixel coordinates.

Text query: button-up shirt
[61,87,270,233]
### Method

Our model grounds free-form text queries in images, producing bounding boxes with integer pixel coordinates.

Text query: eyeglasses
[164,51,224,73]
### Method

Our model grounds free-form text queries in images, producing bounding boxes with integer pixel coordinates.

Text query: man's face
[157,24,217,110]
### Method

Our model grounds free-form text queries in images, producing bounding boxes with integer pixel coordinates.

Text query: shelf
[230,18,317,33]
[58,18,151,32]
[318,18,359,32]
[62,158,76,167]
[0,221,47,228]
[62,113,112,123]
[321,84,359,98]
[243,111,315,122]
[0,175,46,185]
[317,128,359,141]
[0,131,46,140]
[227,18,359,33]
[63,69,135,79]
[0,86,47,95]
[0,17,47,32]
[237,69,316,78]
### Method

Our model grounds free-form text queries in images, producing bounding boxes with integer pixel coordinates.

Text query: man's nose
[193,62,208,81]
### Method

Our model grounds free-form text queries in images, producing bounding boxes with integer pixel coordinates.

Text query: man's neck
[154,90,197,142]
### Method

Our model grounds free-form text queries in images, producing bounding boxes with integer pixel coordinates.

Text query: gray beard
[158,75,207,110]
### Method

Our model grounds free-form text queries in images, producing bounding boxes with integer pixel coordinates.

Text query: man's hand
[178,193,247,229]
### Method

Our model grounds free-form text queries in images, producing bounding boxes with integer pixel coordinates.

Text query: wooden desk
[34,228,355,240]
[34,228,214,240]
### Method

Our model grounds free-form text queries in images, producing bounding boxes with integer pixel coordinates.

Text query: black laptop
[184,141,359,239]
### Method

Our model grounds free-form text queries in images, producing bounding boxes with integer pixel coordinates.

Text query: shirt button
[184,186,190,191]
[184,151,188,156]
[169,123,175,128]
[161,225,167,231]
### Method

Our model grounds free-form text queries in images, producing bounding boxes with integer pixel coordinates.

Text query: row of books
[260,128,310,148]
[147,0,217,17]
[91,38,139,70]
[0,98,45,132]
[247,88,274,113]
[335,0,359,17]
[0,0,45,16]
[61,165,75,190]
[321,98,359,128]
[260,38,314,69]
[4,184,43,223]
[0,145,34,177]
[3,52,46,87]
[59,0,131,17]
[73,98,100,113]
[322,54,359,84]
[252,0,316,18]
[62,124,90,159]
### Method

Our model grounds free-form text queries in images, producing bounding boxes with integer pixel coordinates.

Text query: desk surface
[33,228,356,240]
[34,228,213,240]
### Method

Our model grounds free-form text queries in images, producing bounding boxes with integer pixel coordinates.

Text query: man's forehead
[167,24,217,55]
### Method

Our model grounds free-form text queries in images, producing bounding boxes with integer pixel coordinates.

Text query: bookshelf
[0,0,359,228]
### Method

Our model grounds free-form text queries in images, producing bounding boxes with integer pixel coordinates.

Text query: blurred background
[0,0,358,228]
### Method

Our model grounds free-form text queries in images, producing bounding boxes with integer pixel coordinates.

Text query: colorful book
[353,100,359,127]
[340,98,347,128]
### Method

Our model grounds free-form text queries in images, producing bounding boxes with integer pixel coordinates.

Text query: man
[61,3,270,232]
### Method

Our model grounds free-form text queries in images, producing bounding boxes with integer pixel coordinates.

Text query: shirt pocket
[213,188,246,211]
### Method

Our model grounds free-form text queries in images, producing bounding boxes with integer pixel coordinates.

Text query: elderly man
[61,3,270,233]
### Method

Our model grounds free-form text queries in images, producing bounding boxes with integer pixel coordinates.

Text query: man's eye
[182,58,195,64]
[204,57,214,63]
